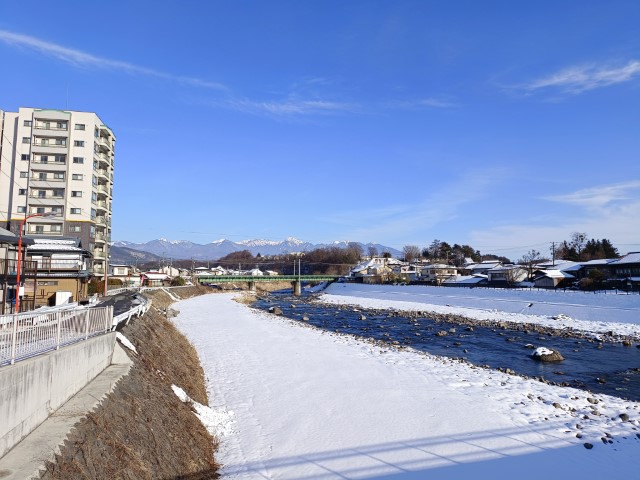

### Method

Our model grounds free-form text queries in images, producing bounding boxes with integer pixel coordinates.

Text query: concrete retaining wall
[0,333,116,458]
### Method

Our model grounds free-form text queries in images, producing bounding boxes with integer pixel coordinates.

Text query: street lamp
[15,212,58,314]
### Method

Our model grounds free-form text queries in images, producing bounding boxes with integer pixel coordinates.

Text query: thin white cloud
[0,29,226,90]
[545,180,640,209]
[524,60,640,94]
[391,97,458,109]
[323,169,502,243]
[470,180,640,258]
[224,98,357,116]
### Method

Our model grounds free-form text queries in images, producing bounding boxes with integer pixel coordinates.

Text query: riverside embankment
[40,286,220,480]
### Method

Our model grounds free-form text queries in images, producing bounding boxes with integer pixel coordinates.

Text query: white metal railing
[0,306,113,366]
[112,295,151,328]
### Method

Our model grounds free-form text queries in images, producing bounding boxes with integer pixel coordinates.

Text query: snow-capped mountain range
[111,237,401,261]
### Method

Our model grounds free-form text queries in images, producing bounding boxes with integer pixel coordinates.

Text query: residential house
[487,265,527,285]
[532,269,575,289]
[421,264,458,284]
[141,271,171,287]
[26,237,92,306]
[109,264,141,287]
[466,260,502,276]
[608,252,640,290]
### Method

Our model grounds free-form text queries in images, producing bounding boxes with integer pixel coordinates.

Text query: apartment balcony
[97,184,111,197]
[27,227,63,236]
[29,176,66,186]
[96,168,109,181]
[95,136,112,152]
[28,192,65,200]
[95,215,109,226]
[33,123,68,134]
[96,200,110,212]
[31,139,68,155]
[93,250,106,260]
[30,159,67,171]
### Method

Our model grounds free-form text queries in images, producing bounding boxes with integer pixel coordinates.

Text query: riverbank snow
[173,293,640,479]
[321,284,640,340]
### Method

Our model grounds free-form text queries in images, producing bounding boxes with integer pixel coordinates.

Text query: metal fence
[0,306,113,366]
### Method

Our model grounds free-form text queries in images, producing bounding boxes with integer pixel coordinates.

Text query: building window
[40,138,49,145]
[74,140,84,147]
[69,225,81,232]
[53,189,64,197]
[91,192,97,203]
[40,155,48,163]
[21,154,30,161]
[23,120,32,127]
[91,208,97,219]
[56,122,67,130]
[55,138,66,146]
[17,206,26,213]
[35,207,45,214]
[72,173,83,180]
[20,171,28,178]
[22,137,31,144]
[73,156,84,164]
[34,226,44,234]
[37,172,47,180]
[18,189,26,195]
[71,191,82,197]
[75,123,85,130]
[54,155,65,163]
[92,175,97,186]
[52,206,63,214]
[70,208,81,214]
[53,172,65,180]
[50,225,62,233]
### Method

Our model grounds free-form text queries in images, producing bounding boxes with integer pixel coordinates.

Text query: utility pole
[552,242,555,266]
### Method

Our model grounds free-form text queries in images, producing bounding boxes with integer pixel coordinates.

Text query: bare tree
[518,249,546,280]
[570,232,588,260]
[367,245,378,258]
[402,245,421,262]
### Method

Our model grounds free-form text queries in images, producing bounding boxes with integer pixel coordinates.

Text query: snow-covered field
[173,293,640,479]
[321,284,640,340]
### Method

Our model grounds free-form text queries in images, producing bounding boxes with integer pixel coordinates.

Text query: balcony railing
[0,259,38,277]
[29,193,65,199]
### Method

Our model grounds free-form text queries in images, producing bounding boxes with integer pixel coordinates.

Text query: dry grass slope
[41,286,219,480]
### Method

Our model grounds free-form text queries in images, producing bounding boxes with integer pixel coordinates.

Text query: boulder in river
[268,306,283,315]
[532,347,564,362]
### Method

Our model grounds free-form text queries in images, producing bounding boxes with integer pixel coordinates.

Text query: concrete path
[0,343,133,480]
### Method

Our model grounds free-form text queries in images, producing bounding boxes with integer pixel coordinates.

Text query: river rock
[619,413,630,422]
[359,314,367,320]
[268,306,283,315]
[532,347,564,362]
[583,442,593,449]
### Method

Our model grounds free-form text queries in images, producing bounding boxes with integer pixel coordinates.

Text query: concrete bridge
[195,275,339,295]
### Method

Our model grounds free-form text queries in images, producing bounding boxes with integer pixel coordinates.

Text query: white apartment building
[0,107,115,275]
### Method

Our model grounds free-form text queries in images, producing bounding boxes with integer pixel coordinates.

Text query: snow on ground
[321,284,640,340]
[173,293,640,479]
[115,332,137,353]
[172,384,236,438]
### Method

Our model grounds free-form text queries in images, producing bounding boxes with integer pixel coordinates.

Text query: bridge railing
[196,274,339,283]
[0,306,113,366]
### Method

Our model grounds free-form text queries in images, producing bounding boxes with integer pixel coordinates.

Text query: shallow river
[254,293,640,401]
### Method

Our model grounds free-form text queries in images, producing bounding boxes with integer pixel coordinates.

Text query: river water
[254,293,640,401]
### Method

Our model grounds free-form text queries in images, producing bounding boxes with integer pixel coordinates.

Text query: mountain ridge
[111,238,401,262]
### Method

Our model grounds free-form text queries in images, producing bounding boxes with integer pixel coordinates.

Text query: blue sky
[1,1,639,259]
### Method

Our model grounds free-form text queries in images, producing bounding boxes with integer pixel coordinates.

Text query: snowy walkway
[173,293,640,479]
